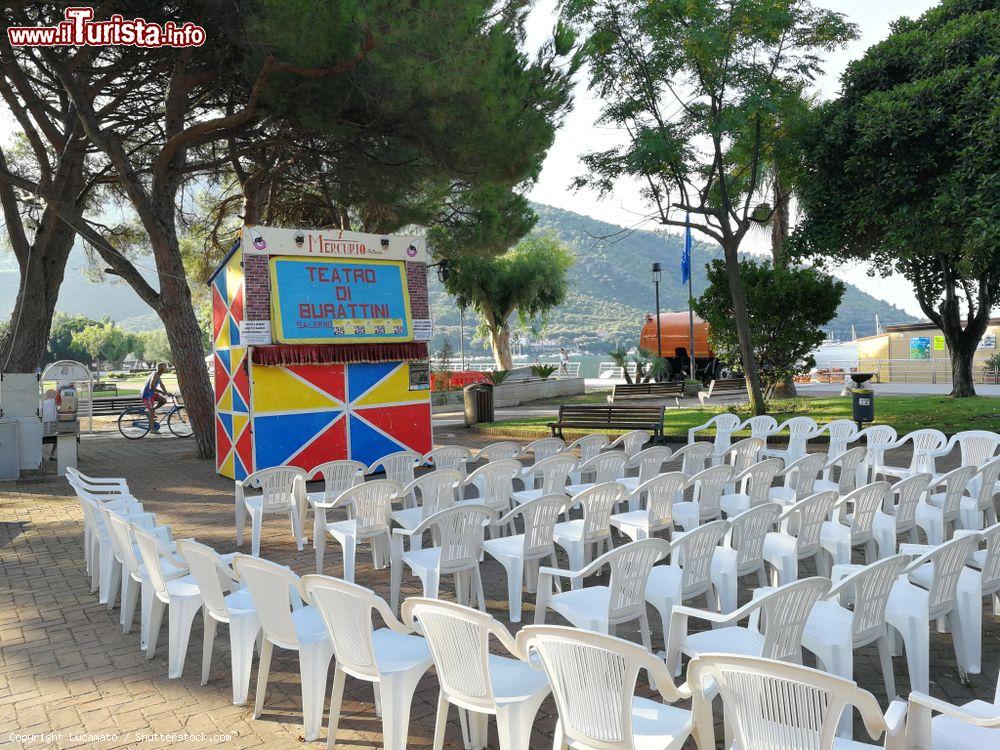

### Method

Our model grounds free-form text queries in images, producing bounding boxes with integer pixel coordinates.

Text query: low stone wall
[430,376,585,409]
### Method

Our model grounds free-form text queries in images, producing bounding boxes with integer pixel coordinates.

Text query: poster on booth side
[269,256,413,344]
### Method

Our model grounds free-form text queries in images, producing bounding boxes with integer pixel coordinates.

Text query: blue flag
[681,213,692,285]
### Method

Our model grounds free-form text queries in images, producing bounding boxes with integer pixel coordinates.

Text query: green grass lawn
[480,395,1000,438]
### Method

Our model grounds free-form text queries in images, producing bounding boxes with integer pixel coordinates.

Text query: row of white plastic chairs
[64,467,1000,749]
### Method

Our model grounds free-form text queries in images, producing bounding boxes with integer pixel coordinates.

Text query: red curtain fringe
[251,342,428,366]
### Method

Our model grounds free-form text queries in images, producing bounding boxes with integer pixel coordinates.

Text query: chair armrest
[373,596,418,636]
[537,565,586,583]
[688,421,714,443]
[669,602,753,627]
[884,699,908,735]
[909,692,1000,727]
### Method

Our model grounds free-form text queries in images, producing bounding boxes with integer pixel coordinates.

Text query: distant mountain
[0,203,917,351]
[428,203,918,355]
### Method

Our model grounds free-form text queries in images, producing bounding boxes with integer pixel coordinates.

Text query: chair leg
[341,534,357,584]
[432,694,449,750]
[506,562,525,623]
[201,615,218,686]
[139,577,154,650]
[230,615,260,706]
[290,508,305,552]
[168,596,203,679]
[472,567,486,612]
[299,641,333,742]
[496,698,545,750]
[250,509,262,557]
[326,665,346,750]
[378,668,425,750]
[121,573,140,634]
[253,639,273,718]
[877,633,896,699]
[146,596,166,659]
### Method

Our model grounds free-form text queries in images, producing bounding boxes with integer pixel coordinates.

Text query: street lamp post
[651,263,662,379]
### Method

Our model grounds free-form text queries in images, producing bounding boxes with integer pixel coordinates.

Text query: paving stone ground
[1,428,997,749]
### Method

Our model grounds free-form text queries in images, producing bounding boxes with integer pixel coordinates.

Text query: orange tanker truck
[639,311,731,382]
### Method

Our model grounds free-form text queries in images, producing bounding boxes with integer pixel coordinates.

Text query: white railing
[816,359,1000,385]
[597,361,639,380]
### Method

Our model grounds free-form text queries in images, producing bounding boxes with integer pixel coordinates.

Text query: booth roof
[251,342,428,366]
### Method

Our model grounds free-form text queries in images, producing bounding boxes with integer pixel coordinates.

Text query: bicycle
[117,394,192,439]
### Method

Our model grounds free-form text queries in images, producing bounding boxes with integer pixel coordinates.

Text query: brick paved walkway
[1,430,997,749]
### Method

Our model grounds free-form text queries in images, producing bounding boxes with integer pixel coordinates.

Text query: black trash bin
[463,382,494,426]
[852,388,875,427]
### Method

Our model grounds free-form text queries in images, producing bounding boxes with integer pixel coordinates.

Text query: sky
[524,0,940,317]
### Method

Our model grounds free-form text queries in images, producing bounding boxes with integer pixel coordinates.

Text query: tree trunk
[0,241,69,371]
[721,237,767,414]
[769,171,797,398]
[948,337,977,398]
[488,324,513,370]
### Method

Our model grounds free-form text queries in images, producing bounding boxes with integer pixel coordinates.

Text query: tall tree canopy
[443,233,573,368]
[695,259,844,394]
[559,0,856,414]
[0,0,575,456]
[792,0,1000,397]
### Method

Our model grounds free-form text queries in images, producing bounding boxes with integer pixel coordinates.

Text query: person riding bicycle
[141,363,171,433]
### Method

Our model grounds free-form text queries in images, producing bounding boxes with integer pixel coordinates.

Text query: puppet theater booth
[209,225,434,480]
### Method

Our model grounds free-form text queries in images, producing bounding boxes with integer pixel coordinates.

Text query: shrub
[485,370,510,386]
[531,364,558,380]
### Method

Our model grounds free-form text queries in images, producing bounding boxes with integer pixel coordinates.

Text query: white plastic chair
[616,445,673,510]
[928,430,1000,494]
[818,418,861,461]
[86,495,156,606]
[906,676,1000,750]
[176,539,260,705]
[645,519,730,655]
[607,429,651,463]
[874,473,933,558]
[858,425,899,484]
[536,538,669,649]
[720,457,783,517]
[369,450,422,507]
[801,555,910,712]
[394,470,463,548]
[390,503,496,613]
[688,413,741,466]
[104,510,179,647]
[475,441,522,463]
[899,523,1000,680]
[403,598,550,750]
[321,479,401,581]
[66,466,131,494]
[672,464,734,530]
[511,453,577,506]
[739,414,779,450]
[919,465,978,545]
[769,451,828,506]
[566,434,610,483]
[423,445,473,477]
[712,503,783,613]
[517,436,567,486]
[564,451,627,496]
[517,625,693,750]
[553,481,624,571]
[884,533,981,693]
[233,555,333,742]
[132,525,203,680]
[667,441,714,477]
[816,445,868,498]
[302,459,366,556]
[878,429,948,482]
[688,654,907,750]
[762,416,821,464]
[821,481,888,567]
[611,471,689,542]
[762,490,840,585]
[462,459,521,536]
[303,575,433,750]
[960,456,1000,531]
[724,438,767,478]
[235,466,307,556]
[483,495,568,622]
[666,576,830,675]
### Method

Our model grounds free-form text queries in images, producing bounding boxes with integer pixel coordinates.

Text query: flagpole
[685,215,696,379]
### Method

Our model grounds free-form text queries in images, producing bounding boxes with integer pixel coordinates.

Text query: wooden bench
[91,395,145,416]
[612,381,684,402]
[698,378,746,405]
[548,404,665,441]
[92,381,119,395]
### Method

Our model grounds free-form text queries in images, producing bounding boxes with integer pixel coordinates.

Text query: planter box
[431,376,585,411]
